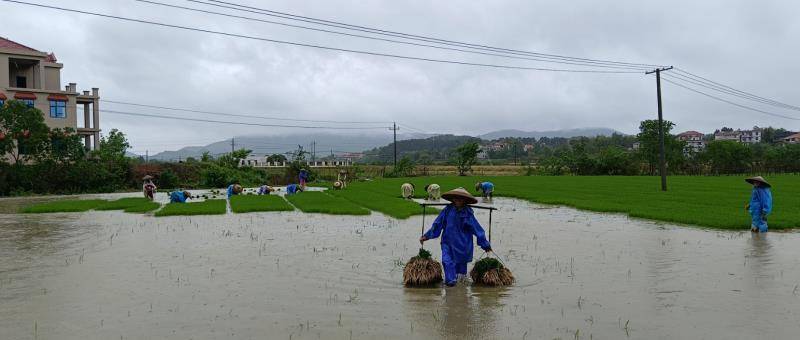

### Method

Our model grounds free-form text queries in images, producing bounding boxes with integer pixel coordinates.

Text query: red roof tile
[0,37,41,52]
[48,94,68,101]
[14,92,37,100]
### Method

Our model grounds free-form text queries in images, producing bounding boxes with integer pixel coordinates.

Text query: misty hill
[148,132,429,161]
[479,128,620,140]
[362,134,481,163]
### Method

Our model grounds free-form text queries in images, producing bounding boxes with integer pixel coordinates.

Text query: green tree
[201,151,212,162]
[455,142,479,176]
[43,127,86,163]
[217,148,252,168]
[703,140,752,174]
[267,153,287,163]
[636,119,686,175]
[94,129,130,161]
[0,100,51,164]
[386,156,414,177]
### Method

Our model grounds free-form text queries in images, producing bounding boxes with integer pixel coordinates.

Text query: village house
[0,37,100,150]
[523,144,534,152]
[713,126,762,144]
[676,130,705,153]
[782,133,800,144]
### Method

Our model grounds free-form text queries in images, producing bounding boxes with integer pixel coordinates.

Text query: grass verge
[21,199,107,213]
[154,199,227,217]
[230,195,294,213]
[285,191,370,215]
[96,197,161,213]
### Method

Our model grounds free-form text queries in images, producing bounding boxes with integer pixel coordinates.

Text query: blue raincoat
[749,187,772,232]
[257,185,271,195]
[479,182,494,196]
[423,205,491,284]
[226,184,238,198]
[286,184,300,195]
[169,191,188,203]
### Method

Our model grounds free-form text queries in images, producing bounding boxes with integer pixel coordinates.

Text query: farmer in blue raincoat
[227,183,243,198]
[169,190,191,203]
[475,181,494,199]
[286,183,303,195]
[420,187,492,286]
[746,176,773,233]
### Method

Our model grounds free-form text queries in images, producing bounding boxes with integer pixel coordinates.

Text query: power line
[102,109,395,129]
[193,0,663,69]
[134,0,649,71]
[104,99,391,124]
[675,67,800,110]
[661,77,800,121]
[0,0,643,74]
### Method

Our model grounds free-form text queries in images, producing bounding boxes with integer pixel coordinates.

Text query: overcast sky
[2,0,798,153]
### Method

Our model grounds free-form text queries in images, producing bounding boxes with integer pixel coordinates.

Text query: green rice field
[327,188,438,219]
[95,197,161,213]
[230,195,294,213]
[285,191,370,215]
[340,175,800,229]
[20,199,107,213]
[154,199,227,217]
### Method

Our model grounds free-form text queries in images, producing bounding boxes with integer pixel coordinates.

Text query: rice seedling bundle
[403,248,443,286]
[470,257,514,286]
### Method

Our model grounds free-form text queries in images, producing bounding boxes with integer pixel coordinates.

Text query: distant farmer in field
[286,183,303,195]
[299,169,309,189]
[745,176,773,233]
[142,175,157,201]
[337,169,348,189]
[227,182,243,198]
[333,181,343,190]
[425,183,441,201]
[420,187,492,287]
[169,190,191,203]
[257,184,273,195]
[401,183,415,199]
[475,181,494,199]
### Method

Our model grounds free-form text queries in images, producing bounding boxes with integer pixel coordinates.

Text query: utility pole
[311,140,316,162]
[145,150,149,163]
[390,122,399,168]
[513,142,518,166]
[645,66,673,192]
[230,138,235,153]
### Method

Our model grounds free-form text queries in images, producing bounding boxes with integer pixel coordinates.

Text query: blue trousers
[751,213,768,232]
[441,244,468,284]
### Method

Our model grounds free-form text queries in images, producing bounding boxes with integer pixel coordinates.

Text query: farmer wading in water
[420,187,492,287]
[746,176,773,233]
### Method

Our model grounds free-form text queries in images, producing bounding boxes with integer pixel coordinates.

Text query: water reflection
[403,284,504,339]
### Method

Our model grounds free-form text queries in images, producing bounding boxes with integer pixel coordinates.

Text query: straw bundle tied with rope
[470,255,515,286]
[403,248,443,286]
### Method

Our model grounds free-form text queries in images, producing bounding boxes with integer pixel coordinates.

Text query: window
[22,99,34,108]
[16,76,27,88]
[49,100,66,118]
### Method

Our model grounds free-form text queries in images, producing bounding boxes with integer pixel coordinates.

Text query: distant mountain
[361,134,480,163]
[479,128,621,140]
[147,132,430,161]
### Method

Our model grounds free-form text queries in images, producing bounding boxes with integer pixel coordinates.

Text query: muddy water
[1,194,799,339]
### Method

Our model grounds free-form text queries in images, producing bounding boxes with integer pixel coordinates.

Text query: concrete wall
[0,55,8,88]
[44,66,60,91]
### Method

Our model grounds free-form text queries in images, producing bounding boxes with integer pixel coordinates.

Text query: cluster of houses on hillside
[675,127,799,153]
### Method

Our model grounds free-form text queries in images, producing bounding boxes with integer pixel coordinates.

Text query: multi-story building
[676,131,705,153]
[739,126,762,144]
[0,37,100,149]
[713,127,762,144]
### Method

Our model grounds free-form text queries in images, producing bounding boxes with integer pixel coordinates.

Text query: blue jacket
[749,187,773,216]
[423,205,491,263]
[169,191,188,203]
[286,184,300,195]
[480,182,494,193]
[226,184,238,198]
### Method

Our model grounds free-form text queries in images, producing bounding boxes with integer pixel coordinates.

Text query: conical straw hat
[745,176,771,187]
[142,175,153,180]
[441,187,478,205]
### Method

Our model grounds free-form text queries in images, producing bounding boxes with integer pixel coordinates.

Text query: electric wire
[133,0,649,71]
[661,77,800,121]
[193,0,663,69]
[102,109,394,129]
[0,0,641,74]
[674,67,800,111]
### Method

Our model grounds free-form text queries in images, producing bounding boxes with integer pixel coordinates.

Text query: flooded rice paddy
[2,193,800,339]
